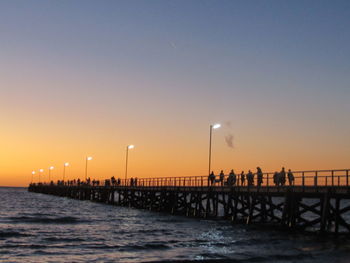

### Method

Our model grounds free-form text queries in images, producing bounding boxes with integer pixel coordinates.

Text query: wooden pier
[28,169,350,234]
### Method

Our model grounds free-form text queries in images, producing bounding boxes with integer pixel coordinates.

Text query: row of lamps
[32,123,221,183]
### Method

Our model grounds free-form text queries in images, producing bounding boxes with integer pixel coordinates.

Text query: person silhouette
[247,170,254,186]
[228,169,236,186]
[240,171,245,186]
[280,167,286,186]
[287,169,294,186]
[257,167,263,187]
[219,170,225,186]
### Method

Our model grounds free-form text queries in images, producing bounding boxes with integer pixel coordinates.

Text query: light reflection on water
[0,187,349,262]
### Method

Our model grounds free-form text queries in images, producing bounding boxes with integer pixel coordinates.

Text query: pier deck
[29,169,350,234]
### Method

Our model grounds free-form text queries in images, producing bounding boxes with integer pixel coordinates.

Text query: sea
[1,187,350,263]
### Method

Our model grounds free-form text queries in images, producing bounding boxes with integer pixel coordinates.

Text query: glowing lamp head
[39,169,44,173]
[32,171,36,175]
[212,123,221,129]
[64,162,69,167]
[87,156,93,161]
[128,145,135,149]
[49,166,54,170]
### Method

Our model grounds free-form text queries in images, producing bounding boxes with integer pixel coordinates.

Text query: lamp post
[85,156,93,181]
[125,145,135,181]
[208,123,221,176]
[49,166,54,182]
[63,162,69,181]
[39,169,44,183]
[31,171,35,183]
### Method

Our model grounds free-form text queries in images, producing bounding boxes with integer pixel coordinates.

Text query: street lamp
[49,166,54,182]
[125,145,135,181]
[208,123,221,176]
[85,156,93,181]
[39,169,44,183]
[63,162,69,181]
[31,171,35,183]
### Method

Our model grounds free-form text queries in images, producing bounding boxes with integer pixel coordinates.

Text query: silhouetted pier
[29,169,350,234]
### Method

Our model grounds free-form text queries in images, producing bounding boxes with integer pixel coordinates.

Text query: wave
[0,230,30,238]
[8,216,82,224]
[139,253,313,263]
[44,237,85,242]
[86,242,171,250]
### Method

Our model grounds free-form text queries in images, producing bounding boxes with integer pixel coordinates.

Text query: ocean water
[1,188,350,263]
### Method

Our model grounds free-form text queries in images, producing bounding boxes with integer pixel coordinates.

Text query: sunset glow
[0,1,349,187]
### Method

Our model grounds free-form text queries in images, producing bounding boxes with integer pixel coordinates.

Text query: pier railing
[33,169,350,188]
[122,169,350,188]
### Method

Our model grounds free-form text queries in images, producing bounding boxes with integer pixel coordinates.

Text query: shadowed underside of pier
[29,184,350,234]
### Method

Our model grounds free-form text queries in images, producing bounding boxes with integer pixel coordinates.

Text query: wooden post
[314,172,318,187]
[320,191,330,233]
[302,172,305,188]
[266,173,269,187]
[335,198,340,234]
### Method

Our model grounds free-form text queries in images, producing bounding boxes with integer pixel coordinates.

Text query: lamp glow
[125,144,135,181]
[208,123,221,178]
[49,166,54,170]
[85,156,93,180]
[39,169,44,173]
[212,123,221,129]
[32,171,36,175]
[64,162,69,167]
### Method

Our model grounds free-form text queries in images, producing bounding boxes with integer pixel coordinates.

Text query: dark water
[1,188,350,262]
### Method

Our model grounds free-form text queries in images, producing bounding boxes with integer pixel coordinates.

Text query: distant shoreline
[0,186,26,188]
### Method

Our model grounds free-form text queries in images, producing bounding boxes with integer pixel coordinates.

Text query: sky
[0,0,349,186]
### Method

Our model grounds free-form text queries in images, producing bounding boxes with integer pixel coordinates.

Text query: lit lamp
[63,162,69,181]
[208,123,221,176]
[31,171,36,183]
[49,166,54,182]
[125,145,135,180]
[39,169,44,183]
[85,156,93,181]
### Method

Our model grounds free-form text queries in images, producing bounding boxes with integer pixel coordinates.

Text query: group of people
[208,167,295,187]
[37,168,295,188]
[51,176,139,187]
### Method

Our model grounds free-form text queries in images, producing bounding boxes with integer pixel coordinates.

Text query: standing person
[257,167,263,186]
[287,169,294,186]
[273,172,279,186]
[228,169,236,186]
[247,170,254,186]
[280,167,286,186]
[240,171,245,186]
[208,171,215,186]
[219,170,225,186]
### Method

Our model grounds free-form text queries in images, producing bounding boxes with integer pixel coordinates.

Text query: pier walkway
[29,169,350,234]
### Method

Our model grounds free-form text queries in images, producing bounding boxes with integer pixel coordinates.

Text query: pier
[29,169,350,234]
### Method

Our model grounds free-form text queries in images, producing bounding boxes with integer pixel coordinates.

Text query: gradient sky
[1,0,349,186]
